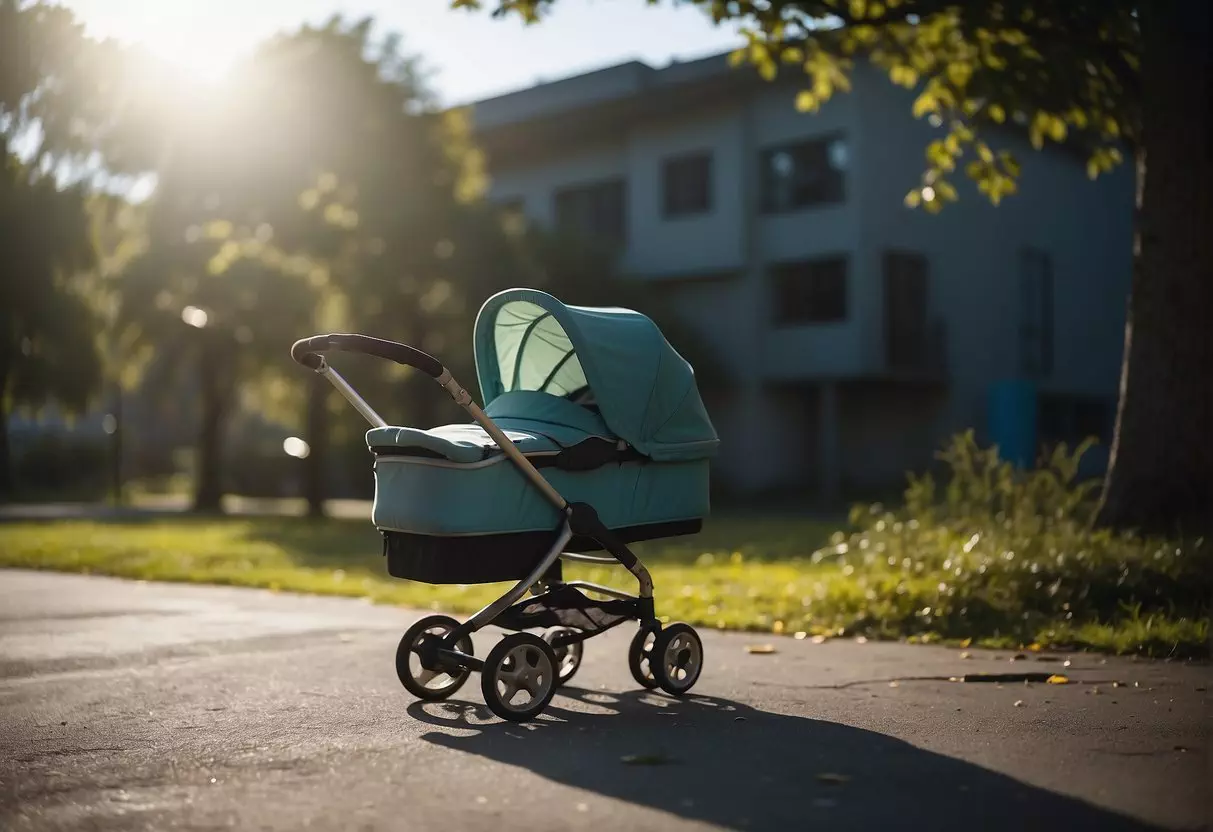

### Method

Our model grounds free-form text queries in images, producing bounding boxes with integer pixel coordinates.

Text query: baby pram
[291,288,718,721]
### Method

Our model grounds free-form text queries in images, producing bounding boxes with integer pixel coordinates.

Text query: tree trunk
[1096,0,1212,536]
[303,378,329,519]
[192,339,230,514]
[0,397,11,503]
[0,336,10,501]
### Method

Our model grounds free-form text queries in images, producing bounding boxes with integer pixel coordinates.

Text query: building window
[662,151,712,218]
[553,178,626,243]
[1019,248,1054,377]
[760,134,848,213]
[769,256,848,325]
[883,251,930,371]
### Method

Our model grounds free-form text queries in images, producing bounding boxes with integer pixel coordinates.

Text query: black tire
[481,633,559,722]
[627,625,661,690]
[542,627,583,686]
[651,622,703,696]
[396,615,473,701]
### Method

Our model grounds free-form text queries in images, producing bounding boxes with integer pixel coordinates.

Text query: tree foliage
[457,0,1138,212]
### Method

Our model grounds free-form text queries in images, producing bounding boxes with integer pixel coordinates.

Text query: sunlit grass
[0,500,1206,657]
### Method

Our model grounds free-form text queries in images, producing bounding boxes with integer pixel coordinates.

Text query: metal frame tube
[461,521,574,633]
[317,359,387,428]
[559,552,619,564]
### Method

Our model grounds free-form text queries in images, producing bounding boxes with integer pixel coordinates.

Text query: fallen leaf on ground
[1027,643,1043,652]
[794,631,808,640]
[811,634,828,644]
[854,636,868,644]
[621,754,674,766]
[1009,653,1027,662]
[815,773,851,785]
[746,644,777,655]
[959,651,972,659]
[888,681,900,688]
[1014,700,1025,707]
[1046,675,1070,685]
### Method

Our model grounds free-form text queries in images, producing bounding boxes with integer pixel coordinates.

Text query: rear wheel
[396,615,473,701]
[627,625,660,690]
[542,627,583,686]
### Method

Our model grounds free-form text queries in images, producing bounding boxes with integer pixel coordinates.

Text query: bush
[13,432,110,498]
[811,432,1210,655]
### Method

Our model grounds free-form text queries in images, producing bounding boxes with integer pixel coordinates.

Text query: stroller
[291,288,718,721]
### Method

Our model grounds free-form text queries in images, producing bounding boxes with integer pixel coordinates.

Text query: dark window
[760,134,848,213]
[769,256,848,325]
[1019,248,1054,377]
[662,152,712,217]
[883,252,930,370]
[553,179,626,243]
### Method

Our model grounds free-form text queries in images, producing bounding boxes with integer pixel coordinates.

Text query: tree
[458,0,1211,535]
[0,1,125,498]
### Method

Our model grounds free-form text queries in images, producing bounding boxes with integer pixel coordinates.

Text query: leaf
[912,90,937,119]
[1046,674,1070,684]
[816,772,852,785]
[621,753,674,766]
[796,90,819,113]
[988,104,1006,124]
[890,65,918,88]
[959,637,973,648]
[747,644,778,654]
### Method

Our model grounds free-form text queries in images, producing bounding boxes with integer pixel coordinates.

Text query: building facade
[470,54,1134,500]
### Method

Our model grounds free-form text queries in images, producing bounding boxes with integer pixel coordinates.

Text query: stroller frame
[291,333,704,721]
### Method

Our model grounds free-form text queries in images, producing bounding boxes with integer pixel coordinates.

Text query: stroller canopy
[473,288,718,462]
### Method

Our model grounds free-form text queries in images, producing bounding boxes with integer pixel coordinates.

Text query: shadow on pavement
[410,687,1165,832]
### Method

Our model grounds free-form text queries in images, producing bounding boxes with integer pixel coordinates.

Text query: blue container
[988,380,1038,468]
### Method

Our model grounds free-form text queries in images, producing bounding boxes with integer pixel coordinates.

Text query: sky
[60,0,747,105]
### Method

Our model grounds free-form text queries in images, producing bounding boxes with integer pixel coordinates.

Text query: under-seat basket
[494,584,638,637]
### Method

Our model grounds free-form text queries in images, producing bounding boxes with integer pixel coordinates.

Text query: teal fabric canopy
[473,288,719,462]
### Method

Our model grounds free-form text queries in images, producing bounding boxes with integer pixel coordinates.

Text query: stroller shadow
[410,687,1165,832]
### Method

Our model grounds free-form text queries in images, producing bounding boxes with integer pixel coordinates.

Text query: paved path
[0,570,1207,831]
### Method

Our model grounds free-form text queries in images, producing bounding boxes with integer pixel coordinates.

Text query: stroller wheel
[396,615,473,701]
[542,627,583,686]
[627,625,661,690]
[481,633,559,722]
[651,623,703,696]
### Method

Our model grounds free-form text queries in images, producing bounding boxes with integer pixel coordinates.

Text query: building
[470,52,1134,501]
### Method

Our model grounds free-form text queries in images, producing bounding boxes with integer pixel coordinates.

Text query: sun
[70,0,270,83]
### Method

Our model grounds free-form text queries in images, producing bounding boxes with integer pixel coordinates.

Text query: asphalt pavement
[0,569,1208,831]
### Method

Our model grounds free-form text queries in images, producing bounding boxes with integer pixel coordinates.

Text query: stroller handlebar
[290,334,444,379]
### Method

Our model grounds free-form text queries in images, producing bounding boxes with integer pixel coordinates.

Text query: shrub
[813,432,1210,655]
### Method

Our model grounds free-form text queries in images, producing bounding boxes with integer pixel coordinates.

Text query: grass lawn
[1,511,1206,656]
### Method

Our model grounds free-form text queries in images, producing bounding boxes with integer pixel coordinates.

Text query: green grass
[0,503,1206,657]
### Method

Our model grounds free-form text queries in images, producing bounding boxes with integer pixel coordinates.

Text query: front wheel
[396,615,473,701]
[481,633,559,722]
[651,623,703,696]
